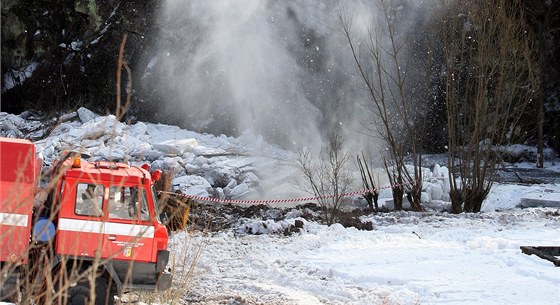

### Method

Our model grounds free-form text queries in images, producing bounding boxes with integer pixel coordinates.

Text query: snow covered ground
[176,208,559,305]
[1,109,559,305]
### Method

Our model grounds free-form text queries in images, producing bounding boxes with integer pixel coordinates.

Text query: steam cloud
[141,0,431,152]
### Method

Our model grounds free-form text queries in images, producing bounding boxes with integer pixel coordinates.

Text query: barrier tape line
[159,181,413,205]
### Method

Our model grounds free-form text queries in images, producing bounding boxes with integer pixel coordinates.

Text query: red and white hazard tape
[159,182,411,205]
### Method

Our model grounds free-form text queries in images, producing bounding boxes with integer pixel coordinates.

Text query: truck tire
[0,273,18,302]
[66,284,90,305]
[66,277,114,305]
[94,277,115,305]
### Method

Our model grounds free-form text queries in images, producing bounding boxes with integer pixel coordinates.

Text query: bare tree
[340,0,425,211]
[297,131,353,225]
[357,152,380,212]
[438,0,536,213]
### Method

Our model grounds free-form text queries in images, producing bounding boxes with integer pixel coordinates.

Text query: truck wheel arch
[53,258,119,305]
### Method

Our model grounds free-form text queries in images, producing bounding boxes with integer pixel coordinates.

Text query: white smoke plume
[141,0,433,153]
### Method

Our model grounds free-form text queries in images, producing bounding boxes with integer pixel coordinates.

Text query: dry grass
[1,156,204,305]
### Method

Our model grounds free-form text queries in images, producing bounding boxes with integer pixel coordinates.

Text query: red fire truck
[0,137,172,304]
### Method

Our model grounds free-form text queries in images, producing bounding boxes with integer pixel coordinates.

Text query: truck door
[104,186,154,262]
[56,182,106,258]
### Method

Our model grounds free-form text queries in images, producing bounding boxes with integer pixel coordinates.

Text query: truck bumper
[157,271,173,291]
[110,249,173,292]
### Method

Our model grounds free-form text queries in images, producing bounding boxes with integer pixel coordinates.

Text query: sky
[1,109,559,305]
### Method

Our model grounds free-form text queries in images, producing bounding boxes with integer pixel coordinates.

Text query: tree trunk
[537,97,545,168]
[392,185,404,211]
[449,189,463,214]
[536,28,545,169]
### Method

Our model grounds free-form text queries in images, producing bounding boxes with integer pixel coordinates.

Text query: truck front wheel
[66,277,114,305]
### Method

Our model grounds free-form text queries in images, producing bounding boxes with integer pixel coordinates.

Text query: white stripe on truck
[58,218,154,238]
[0,212,29,227]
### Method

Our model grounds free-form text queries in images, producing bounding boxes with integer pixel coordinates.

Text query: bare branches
[357,152,380,212]
[339,0,424,211]
[297,132,352,225]
[439,0,536,213]
[115,33,132,121]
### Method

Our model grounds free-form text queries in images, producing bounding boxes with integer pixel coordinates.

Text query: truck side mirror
[160,211,169,224]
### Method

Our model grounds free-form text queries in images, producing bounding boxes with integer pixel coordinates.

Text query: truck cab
[52,157,172,291]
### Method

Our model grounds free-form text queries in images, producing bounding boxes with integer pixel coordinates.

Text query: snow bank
[1,109,303,203]
[1,108,558,210]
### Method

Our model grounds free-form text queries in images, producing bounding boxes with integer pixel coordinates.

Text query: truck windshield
[108,186,150,221]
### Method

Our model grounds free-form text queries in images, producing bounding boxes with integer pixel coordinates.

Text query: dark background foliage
[1,0,160,117]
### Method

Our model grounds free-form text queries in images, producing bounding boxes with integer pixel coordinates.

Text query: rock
[518,192,560,208]
[203,174,214,185]
[133,149,163,161]
[433,164,443,178]
[129,122,148,137]
[229,183,250,198]
[421,191,431,202]
[241,172,260,187]
[265,209,282,221]
[173,175,213,198]
[216,187,225,199]
[284,224,302,236]
[184,163,200,174]
[97,145,124,161]
[77,107,97,122]
[384,199,394,210]
[194,155,208,165]
[226,179,237,189]
[154,139,199,156]
[424,181,444,201]
[284,210,303,219]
